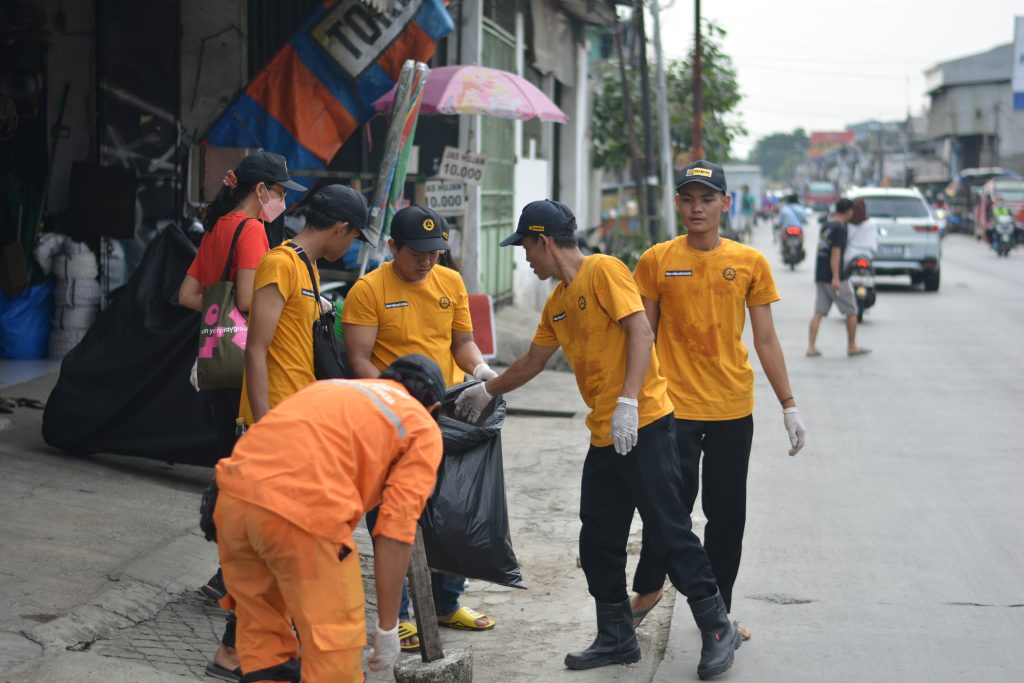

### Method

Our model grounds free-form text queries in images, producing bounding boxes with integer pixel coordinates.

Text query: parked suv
[846,187,941,291]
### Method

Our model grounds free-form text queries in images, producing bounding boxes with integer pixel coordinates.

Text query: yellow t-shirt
[532,254,674,447]
[239,243,320,424]
[342,262,473,388]
[633,236,780,421]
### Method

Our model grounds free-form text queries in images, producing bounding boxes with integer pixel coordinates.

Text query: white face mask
[258,186,287,222]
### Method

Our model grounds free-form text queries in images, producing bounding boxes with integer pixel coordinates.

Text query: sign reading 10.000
[436,146,487,186]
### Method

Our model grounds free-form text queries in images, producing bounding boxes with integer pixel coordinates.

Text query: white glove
[783,407,806,456]
[366,623,400,672]
[472,362,498,381]
[610,397,639,456]
[319,295,333,315]
[454,382,492,424]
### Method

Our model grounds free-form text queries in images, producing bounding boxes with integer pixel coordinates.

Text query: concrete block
[393,648,472,683]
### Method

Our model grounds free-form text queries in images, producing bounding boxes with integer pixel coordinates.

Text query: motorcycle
[780,225,805,270]
[845,254,876,322]
[992,213,1016,257]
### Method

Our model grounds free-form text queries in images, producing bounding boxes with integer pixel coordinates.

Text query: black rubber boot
[689,591,741,680]
[564,598,641,670]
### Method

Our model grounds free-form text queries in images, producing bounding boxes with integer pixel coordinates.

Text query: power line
[737,63,911,81]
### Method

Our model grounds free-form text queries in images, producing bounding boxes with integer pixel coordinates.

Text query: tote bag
[196,218,251,389]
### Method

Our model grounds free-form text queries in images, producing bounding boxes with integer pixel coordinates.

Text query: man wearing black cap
[629,160,806,642]
[214,355,446,681]
[343,204,498,646]
[454,199,742,680]
[241,183,372,426]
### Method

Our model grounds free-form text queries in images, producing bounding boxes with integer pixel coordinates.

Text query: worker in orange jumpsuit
[213,354,446,682]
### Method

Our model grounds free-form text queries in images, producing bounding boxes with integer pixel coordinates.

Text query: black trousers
[632,415,754,612]
[579,413,718,605]
[206,388,242,459]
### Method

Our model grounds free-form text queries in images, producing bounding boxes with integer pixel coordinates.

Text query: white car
[846,187,942,291]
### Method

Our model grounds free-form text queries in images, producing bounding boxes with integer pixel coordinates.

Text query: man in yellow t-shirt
[343,205,497,646]
[240,184,371,426]
[454,200,741,680]
[630,160,807,641]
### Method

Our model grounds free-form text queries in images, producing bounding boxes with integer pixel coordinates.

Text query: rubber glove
[783,407,806,456]
[366,623,400,672]
[454,382,492,424]
[319,295,332,315]
[610,397,639,456]
[472,362,499,381]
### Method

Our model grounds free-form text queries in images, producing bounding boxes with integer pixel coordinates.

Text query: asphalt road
[657,222,1024,682]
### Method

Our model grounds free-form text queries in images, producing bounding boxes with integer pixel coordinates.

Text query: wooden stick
[407,526,444,663]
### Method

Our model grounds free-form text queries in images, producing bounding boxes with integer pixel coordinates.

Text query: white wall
[512,157,553,311]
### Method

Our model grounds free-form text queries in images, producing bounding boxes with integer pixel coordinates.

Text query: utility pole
[651,0,677,237]
[635,2,660,243]
[993,101,1001,166]
[614,27,649,245]
[691,0,704,160]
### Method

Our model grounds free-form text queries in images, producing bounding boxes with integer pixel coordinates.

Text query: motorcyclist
[989,204,1013,247]
[775,194,807,243]
[844,198,878,269]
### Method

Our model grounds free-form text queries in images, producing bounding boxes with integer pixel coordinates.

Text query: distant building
[925,43,1024,175]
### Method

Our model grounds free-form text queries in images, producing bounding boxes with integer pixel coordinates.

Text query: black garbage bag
[42,225,219,465]
[420,382,525,589]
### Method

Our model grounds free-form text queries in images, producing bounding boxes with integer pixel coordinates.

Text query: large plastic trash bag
[0,282,53,359]
[421,381,525,589]
[42,225,220,465]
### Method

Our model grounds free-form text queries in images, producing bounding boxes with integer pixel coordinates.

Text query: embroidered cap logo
[423,218,436,232]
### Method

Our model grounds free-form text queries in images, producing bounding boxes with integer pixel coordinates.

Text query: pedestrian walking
[806,198,870,357]
[738,184,755,243]
[342,205,498,650]
[454,199,742,680]
[628,160,807,642]
[213,355,447,682]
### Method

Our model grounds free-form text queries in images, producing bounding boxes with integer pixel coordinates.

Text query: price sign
[436,146,487,185]
[425,180,466,217]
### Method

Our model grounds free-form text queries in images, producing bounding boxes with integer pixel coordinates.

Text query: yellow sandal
[437,606,495,631]
[398,620,420,652]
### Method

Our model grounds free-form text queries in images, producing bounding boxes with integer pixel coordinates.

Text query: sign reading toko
[311,0,424,78]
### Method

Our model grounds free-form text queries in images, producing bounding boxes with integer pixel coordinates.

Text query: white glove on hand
[454,381,492,424]
[366,623,400,672]
[610,397,639,456]
[783,407,806,456]
[472,362,499,381]
[319,295,332,315]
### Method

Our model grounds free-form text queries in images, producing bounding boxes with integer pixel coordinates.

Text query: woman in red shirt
[178,150,305,457]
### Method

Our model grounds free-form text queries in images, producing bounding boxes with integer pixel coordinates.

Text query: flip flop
[734,620,752,641]
[632,594,663,627]
[847,348,872,356]
[437,606,495,631]
[398,620,421,652]
[205,661,241,681]
[805,350,822,357]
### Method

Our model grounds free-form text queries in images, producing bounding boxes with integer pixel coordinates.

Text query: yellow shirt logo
[686,167,713,178]
[423,218,435,231]
[438,296,451,309]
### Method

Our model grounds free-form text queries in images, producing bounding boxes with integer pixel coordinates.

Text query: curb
[9,530,216,675]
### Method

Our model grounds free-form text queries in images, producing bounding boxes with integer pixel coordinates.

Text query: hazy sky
[658,0,1024,159]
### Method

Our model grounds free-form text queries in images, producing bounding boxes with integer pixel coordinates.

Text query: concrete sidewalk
[1,303,684,682]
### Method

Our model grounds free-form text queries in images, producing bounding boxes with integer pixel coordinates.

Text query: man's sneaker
[200,568,228,603]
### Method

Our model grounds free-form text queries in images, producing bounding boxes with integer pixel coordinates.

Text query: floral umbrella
[373,64,568,123]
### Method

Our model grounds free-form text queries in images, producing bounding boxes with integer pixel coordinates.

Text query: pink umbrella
[374,65,568,123]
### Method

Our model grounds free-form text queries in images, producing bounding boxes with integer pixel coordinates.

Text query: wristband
[616,396,639,407]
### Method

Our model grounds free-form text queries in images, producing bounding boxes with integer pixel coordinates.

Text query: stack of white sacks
[35,234,101,358]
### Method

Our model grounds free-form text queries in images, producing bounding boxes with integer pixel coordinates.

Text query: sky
[657,0,1024,160]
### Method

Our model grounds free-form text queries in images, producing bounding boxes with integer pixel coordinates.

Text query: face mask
[258,186,287,223]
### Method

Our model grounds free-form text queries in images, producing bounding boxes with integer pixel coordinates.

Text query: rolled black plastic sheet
[421,382,525,589]
[42,225,220,465]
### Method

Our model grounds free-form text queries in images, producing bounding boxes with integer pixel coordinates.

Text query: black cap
[385,354,446,407]
[675,160,727,194]
[308,184,374,245]
[390,205,450,252]
[236,150,307,192]
[500,199,576,247]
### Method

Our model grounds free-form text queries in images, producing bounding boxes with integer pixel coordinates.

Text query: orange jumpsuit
[214,379,443,682]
